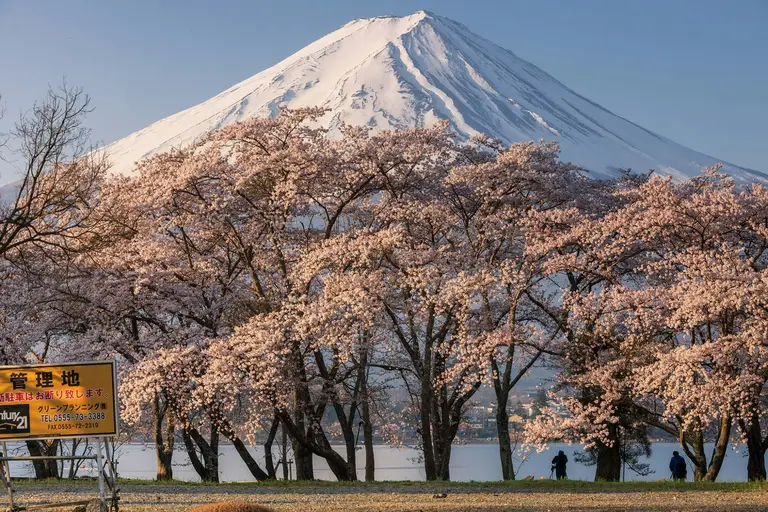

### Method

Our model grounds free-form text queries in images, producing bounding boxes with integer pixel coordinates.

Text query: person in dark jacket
[551,450,568,480]
[669,451,687,481]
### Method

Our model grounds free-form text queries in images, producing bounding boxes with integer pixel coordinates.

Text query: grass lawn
[5,479,768,511]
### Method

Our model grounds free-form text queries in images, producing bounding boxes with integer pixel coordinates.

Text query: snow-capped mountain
[104,10,764,182]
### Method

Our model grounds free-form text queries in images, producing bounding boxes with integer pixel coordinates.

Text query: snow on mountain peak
[103,11,764,183]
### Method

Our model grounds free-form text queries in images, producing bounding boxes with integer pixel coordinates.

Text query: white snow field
[103,10,764,182]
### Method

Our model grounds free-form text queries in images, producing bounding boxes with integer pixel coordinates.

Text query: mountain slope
[104,11,764,182]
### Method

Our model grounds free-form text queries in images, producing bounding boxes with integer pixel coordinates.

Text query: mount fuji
[103,11,764,182]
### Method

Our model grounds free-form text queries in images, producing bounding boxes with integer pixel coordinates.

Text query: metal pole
[95,438,107,512]
[1,441,14,511]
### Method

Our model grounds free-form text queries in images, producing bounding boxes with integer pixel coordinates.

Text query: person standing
[551,450,568,480]
[669,451,687,481]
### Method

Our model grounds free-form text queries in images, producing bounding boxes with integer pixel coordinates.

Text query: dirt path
[6,483,768,511]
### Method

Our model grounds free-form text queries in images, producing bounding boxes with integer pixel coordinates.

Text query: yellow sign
[0,361,118,440]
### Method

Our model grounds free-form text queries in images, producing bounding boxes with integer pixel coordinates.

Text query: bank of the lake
[8,480,768,512]
[4,442,763,483]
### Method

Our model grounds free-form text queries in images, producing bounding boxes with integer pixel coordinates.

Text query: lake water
[2,442,762,482]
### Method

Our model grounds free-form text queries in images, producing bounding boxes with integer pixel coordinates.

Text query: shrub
[189,501,274,512]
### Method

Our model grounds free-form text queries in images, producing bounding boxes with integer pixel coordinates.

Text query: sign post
[95,437,107,511]
[0,361,119,512]
[1,440,12,508]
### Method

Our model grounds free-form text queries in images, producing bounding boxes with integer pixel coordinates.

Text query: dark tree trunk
[66,439,82,479]
[431,371,479,481]
[356,339,375,481]
[279,408,356,481]
[26,440,59,479]
[436,439,452,481]
[293,440,314,481]
[292,348,315,481]
[290,406,314,481]
[679,417,731,482]
[308,416,356,481]
[281,425,289,480]
[432,402,450,481]
[741,415,767,481]
[182,426,219,483]
[264,416,280,479]
[231,435,270,481]
[327,394,357,480]
[683,428,707,482]
[315,348,360,482]
[361,396,375,482]
[417,359,480,481]
[419,383,437,480]
[495,396,514,480]
[215,413,270,481]
[594,426,621,482]
[339,418,357,480]
[490,345,540,482]
[153,394,174,481]
[703,415,731,482]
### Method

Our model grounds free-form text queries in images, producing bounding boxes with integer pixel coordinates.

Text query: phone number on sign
[42,412,106,423]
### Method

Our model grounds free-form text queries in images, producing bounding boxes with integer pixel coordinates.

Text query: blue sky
[0,0,765,183]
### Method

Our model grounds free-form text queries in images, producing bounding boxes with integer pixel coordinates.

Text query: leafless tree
[0,83,108,260]
[0,83,108,479]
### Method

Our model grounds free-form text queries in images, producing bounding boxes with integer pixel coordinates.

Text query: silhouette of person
[551,450,568,480]
[669,450,687,481]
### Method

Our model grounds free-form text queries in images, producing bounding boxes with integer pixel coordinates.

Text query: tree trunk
[338,415,358,481]
[281,425,289,480]
[495,395,514,480]
[232,435,270,481]
[153,394,174,481]
[264,416,280,479]
[703,415,731,482]
[358,339,375,482]
[215,414,270,480]
[680,424,709,482]
[594,425,621,481]
[182,426,220,483]
[66,438,85,480]
[419,383,437,480]
[182,431,204,479]
[293,440,314,480]
[26,440,59,479]
[205,427,219,483]
[279,409,355,481]
[362,398,375,482]
[436,439,452,481]
[292,352,315,481]
[307,416,356,481]
[741,415,767,481]
[316,348,360,482]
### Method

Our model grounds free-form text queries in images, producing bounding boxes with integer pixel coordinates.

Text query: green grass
[10,477,768,493]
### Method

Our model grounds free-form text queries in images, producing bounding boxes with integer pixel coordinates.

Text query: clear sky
[0,0,766,184]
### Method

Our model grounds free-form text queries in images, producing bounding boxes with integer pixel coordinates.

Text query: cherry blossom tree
[526,168,768,482]
[11,92,767,487]
[435,139,585,480]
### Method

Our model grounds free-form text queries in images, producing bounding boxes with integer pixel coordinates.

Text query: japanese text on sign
[0,361,118,440]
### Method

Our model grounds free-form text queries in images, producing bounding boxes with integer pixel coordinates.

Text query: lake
[2,442,761,482]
